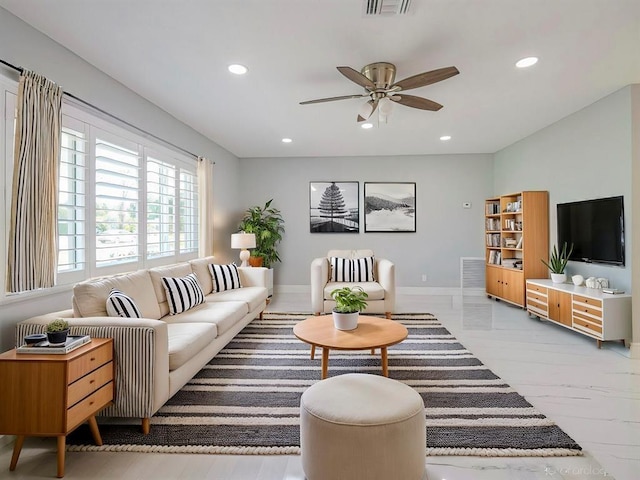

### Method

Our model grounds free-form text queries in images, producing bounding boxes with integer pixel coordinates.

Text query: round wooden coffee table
[293,315,408,379]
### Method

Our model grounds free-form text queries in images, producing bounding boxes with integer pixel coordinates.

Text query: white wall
[238,154,494,288]
[494,86,633,292]
[0,8,241,351]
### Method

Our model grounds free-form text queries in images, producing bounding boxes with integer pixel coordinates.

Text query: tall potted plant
[541,242,573,283]
[330,286,368,330]
[237,199,285,269]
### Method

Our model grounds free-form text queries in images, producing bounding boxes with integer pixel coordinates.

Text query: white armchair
[310,249,395,318]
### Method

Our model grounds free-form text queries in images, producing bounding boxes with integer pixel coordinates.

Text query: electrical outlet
[421,274,427,282]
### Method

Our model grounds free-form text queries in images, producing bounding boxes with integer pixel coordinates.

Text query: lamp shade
[231,232,256,249]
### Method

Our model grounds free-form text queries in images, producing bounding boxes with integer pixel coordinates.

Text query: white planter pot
[332,311,359,331]
[550,273,567,284]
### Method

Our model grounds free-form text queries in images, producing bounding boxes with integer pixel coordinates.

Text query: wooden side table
[0,338,114,478]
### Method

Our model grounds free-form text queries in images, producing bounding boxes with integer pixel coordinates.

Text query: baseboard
[274,285,486,296]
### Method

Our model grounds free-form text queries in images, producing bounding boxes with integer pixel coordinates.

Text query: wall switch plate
[463,202,472,209]
[421,274,427,282]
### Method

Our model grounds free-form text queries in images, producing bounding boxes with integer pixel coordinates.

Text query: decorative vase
[332,311,359,331]
[571,275,584,286]
[47,329,69,346]
[550,273,566,284]
[248,256,264,267]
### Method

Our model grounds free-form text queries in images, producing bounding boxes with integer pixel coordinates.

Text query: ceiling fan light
[379,97,394,116]
[358,100,374,120]
[515,57,538,68]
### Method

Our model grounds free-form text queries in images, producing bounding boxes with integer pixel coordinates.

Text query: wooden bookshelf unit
[485,191,549,307]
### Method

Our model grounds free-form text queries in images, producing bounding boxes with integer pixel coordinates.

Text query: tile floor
[1,292,638,479]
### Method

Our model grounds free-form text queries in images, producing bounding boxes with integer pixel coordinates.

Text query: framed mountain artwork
[364,182,416,232]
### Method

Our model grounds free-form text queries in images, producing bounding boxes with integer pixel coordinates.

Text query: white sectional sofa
[16,256,268,434]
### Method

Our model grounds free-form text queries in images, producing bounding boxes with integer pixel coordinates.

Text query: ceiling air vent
[364,0,412,16]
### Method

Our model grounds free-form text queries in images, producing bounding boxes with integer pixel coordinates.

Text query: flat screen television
[556,196,625,266]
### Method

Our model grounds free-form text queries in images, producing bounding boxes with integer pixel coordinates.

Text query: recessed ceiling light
[361,123,374,129]
[281,138,292,143]
[228,64,248,75]
[515,57,538,68]
[440,135,452,141]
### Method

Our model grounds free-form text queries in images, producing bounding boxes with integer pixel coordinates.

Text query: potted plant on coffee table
[46,318,70,346]
[330,286,369,331]
[541,242,573,283]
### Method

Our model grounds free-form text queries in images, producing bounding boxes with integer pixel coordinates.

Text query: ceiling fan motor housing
[361,62,396,89]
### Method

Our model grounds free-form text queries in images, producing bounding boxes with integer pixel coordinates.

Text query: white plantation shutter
[180,170,198,254]
[147,156,176,258]
[95,133,140,268]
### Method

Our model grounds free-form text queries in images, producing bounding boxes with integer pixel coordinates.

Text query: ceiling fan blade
[300,94,367,105]
[392,66,459,91]
[337,66,376,90]
[357,99,379,122]
[390,94,443,111]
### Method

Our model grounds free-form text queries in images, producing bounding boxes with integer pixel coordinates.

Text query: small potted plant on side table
[541,242,573,283]
[330,286,368,331]
[46,318,70,346]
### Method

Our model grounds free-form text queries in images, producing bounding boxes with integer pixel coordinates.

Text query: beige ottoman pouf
[300,373,426,480]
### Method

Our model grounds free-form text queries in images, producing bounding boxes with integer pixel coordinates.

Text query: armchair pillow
[106,288,142,318]
[330,257,353,282]
[162,273,205,315]
[353,256,375,282]
[209,263,242,292]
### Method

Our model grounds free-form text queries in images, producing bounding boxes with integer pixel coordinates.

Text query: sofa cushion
[73,269,161,319]
[167,322,218,371]
[323,282,385,301]
[353,256,375,282]
[106,289,142,318]
[162,273,206,315]
[209,263,242,292]
[149,263,194,317]
[189,256,216,294]
[330,257,352,282]
[206,286,267,313]
[165,301,248,336]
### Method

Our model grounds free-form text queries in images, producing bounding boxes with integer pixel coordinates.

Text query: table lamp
[231,232,256,267]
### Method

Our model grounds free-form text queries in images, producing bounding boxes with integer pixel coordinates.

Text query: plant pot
[332,311,359,331]
[550,273,566,284]
[47,329,69,346]
[248,256,264,267]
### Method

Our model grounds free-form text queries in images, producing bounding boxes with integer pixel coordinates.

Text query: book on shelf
[17,335,91,354]
[516,236,523,249]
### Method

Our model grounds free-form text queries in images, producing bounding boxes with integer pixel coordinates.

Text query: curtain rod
[0,58,202,161]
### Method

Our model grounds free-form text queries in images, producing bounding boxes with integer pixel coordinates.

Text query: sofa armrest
[311,257,329,314]
[238,266,268,288]
[377,258,396,314]
[16,314,170,420]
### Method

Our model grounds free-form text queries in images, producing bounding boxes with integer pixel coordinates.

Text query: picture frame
[309,181,359,233]
[364,182,416,232]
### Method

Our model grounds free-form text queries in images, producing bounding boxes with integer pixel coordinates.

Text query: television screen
[557,196,625,266]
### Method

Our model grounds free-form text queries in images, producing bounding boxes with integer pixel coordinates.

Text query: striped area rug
[68,313,582,456]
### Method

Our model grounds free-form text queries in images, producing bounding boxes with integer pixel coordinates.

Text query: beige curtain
[197,156,214,257]
[7,70,63,293]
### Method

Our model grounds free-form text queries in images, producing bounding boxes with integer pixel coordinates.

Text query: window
[179,170,199,254]
[147,156,176,259]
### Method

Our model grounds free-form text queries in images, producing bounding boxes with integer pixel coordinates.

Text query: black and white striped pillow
[209,263,242,293]
[330,257,352,282]
[353,256,375,282]
[161,273,205,315]
[106,289,142,318]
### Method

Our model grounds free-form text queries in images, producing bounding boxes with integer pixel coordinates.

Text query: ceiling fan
[300,62,459,123]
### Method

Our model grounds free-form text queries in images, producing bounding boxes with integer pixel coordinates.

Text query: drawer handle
[90,357,96,361]
[89,380,95,384]
[90,401,94,406]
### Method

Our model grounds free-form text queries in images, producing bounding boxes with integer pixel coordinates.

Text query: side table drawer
[527,283,547,295]
[67,381,114,431]
[68,362,114,407]
[68,342,113,383]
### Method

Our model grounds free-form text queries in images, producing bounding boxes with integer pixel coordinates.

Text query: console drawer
[527,283,547,295]
[573,295,602,309]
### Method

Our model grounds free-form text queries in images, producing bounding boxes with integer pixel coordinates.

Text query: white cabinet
[526,279,631,348]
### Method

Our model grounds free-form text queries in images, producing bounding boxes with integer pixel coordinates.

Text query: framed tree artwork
[309,181,359,233]
[364,182,416,232]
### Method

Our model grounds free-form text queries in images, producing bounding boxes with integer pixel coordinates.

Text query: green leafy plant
[238,199,285,269]
[331,286,369,314]
[46,318,69,333]
[541,242,574,274]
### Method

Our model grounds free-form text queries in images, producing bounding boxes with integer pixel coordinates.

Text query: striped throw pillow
[208,263,242,293]
[330,257,352,282]
[161,273,205,315]
[106,289,142,318]
[353,256,375,282]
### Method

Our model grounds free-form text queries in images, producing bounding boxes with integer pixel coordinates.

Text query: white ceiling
[1,0,639,158]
